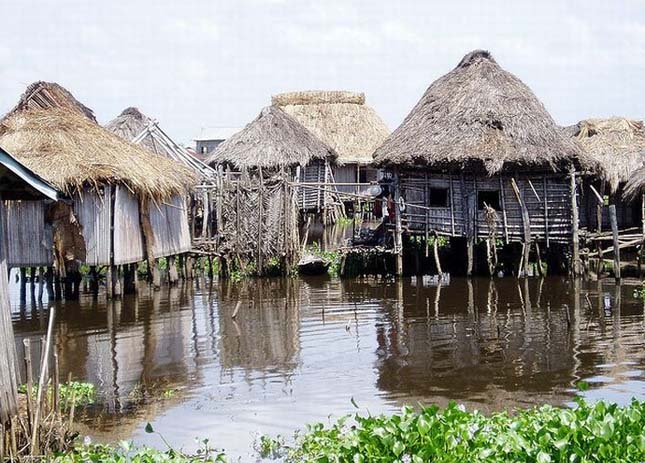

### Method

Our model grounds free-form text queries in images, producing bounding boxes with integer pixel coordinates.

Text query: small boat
[297,254,330,275]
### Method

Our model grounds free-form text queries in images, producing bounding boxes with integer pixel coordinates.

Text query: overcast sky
[1,0,644,144]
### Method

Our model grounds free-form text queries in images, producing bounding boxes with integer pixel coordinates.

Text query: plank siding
[4,200,53,267]
[74,187,112,266]
[149,194,191,258]
[298,160,326,211]
[400,171,572,243]
[113,186,145,265]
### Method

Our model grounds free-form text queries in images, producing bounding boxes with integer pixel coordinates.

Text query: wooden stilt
[45,267,54,300]
[168,256,179,285]
[123,264,136,294]
[570,170,581,276]
[37,267,44,302]
[510,177,531,277]
[394,170,404,276]
[185,255,194,280]
[609,204,621,282]
[106,266,113,299]
[535,242,545,277]
[112,266,122,298]
[19,268,27,302]
[178,254,186,280]
[432,231,443,276]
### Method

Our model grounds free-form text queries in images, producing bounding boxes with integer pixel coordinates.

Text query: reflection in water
[9,276,645,458]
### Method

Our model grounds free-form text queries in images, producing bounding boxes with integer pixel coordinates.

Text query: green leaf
[576,381,589,391]
[537,451,552,463]
[144,423,154,434]
[392,441,405,457]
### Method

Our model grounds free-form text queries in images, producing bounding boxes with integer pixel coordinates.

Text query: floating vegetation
[259,398,645,463]
[19,381,96,410]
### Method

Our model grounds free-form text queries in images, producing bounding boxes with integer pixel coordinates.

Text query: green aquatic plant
[19,381,96,409]
[305,242,342,276]
[52,441,227,462]
[261,398,645,463]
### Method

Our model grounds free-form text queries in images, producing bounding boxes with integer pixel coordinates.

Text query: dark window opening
[478,190,500,210]
[428,187,450,208]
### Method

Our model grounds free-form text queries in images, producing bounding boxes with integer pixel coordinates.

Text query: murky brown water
[9,275,645,459]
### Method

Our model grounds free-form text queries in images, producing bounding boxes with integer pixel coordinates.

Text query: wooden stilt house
[0,145,60,424]
[567,118,645,233]
[206,105,338,214]
[372,50,582,276]
[0,82,196,296]
[272,91,390,197]
[106,107,216,275]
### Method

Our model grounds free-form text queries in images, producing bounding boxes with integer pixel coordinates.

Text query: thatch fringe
[206,106,336,169]
[373,50,581,173]
[569,118,645,193]
[273,90,389,166]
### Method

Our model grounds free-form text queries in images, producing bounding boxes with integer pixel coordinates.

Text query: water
[9,275,645,459]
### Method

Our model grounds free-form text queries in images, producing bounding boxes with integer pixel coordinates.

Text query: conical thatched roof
[272,90,389,166]
[373,50,581,173]
[569,118,645,193]
[4,81,97,122]
[206,105,336,169]
[0,83,196,199]
[105,107,216,178]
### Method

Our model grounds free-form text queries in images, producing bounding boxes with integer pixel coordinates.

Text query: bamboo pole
[31,306,55,453]
[432,231,442,276]
[510,177,531,277]
[570,170,581,276]
[609,204,621,282]
[394,170,404,276]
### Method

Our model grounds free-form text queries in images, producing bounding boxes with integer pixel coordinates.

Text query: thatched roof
[106,107,216,178]
[272,90,389,166]
[373,50,581,173]
[4,81,97,122]
[0,83,196,199]
[568,118,645,193]
[206,105,336,169]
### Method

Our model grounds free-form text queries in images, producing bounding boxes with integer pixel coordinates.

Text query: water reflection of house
[370,278,639,409]
[13,285,201,412]
[217,279,300,373]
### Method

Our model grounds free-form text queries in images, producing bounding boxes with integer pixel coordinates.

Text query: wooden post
[45,266,54,300]
[114,266,122,298]
[139,197,160,290]
[123,264,136,294]
[185,255,194,280]
[510,177,531,277]
[29,266,36,298]
[570,170,581,276]
[432,231,443,276]
[542,176,549,248]
[609,204,621,282]
[19,267,27,302]
[597,182,605,274]
[641,192,645,277]
[499,176,509,244]
[168,256,179,285]
[0,201,19,424]
[394,170,404,276]
[37,267,44,302]
[257,169,264,275]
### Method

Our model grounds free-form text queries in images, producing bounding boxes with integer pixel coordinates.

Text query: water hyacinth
[261,398,645,463]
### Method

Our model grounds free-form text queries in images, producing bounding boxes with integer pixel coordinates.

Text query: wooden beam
[609,204,621,281]
[570,170,581,276]
[510,177,531,277]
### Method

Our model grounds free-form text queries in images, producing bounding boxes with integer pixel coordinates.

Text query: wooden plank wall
[113,186,145,265]
[74,187,112,266]
[400,171,572,243]
[149,194,191,258]
[298,160,326,211]
[332,164,358,194]
[4,200,53,267]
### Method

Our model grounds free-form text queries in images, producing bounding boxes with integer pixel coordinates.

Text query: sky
[1,0,644,145]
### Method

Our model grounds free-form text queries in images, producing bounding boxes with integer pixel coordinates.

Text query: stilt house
[206,105,338,213]
[273,91,390,196]
[0,82,196,294]
[567,118,645,233]
[372,50,582,275]
[0,145,60,423]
